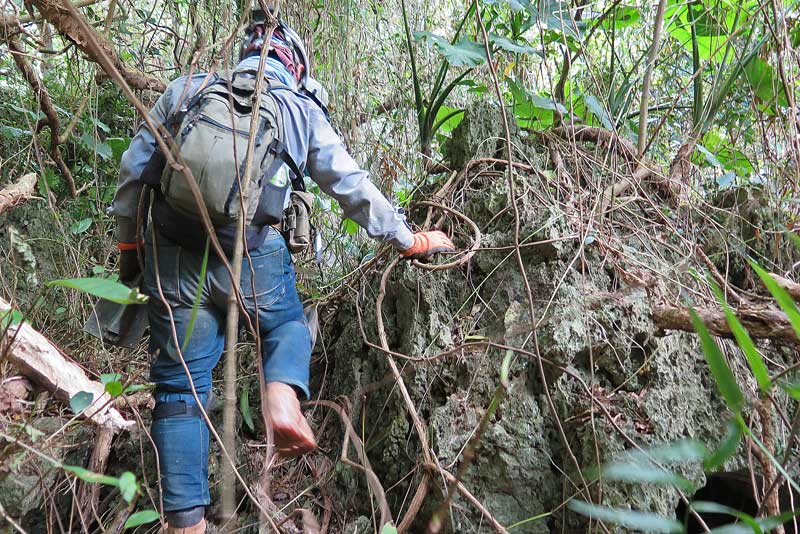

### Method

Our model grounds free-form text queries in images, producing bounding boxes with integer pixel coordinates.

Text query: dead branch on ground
[0,297,133,430]
[652,302,800,346]
[0,173,38,215]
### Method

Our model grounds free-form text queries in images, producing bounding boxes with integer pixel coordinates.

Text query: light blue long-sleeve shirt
[109,58,414,251]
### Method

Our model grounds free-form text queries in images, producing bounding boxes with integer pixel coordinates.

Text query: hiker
[108,10,454,534]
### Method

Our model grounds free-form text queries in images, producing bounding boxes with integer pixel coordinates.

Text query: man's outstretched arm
[303,104,454,258]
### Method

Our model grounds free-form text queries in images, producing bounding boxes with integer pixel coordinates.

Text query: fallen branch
[27,0,165,93]
[652,302,800,345]
[769,274,800,302]
[0,297,133,430]
[0,173,37,215]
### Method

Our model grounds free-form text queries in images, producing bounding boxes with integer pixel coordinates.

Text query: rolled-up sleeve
[304,105,414,251]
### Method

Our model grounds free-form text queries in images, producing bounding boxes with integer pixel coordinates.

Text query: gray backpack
[160,69,295,226]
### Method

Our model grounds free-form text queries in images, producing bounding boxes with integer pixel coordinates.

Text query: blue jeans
[143,227,311,512]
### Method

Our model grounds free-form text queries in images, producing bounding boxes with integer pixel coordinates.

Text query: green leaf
[599,6,641,29]
[343,218,360,236]
[709,281,771,393]
[704,419,743,471]
[414,32,487,67]
[583,95,613,130]
[433,105,465,135]
[124,509,160,529]
[750,261,800,340]
[489,34,540,55]
[107,137,132,163]
[591,461,694,491]
[0,309,24,330]
[101,373,122,385]
[743,58,789,109]
[484,0,531,11]
[69,391,94,414]
[690,308,744,415]
[47,277,148,305]
[105,381,123,397]
[781,382,800,401]
[62,464,119,486]
[118,471,138,503]
[691,501,761,533]
[568,500,682,532]
[240,386,254,432]
[0,125,29,139]
[380,524,398,534]
[70,218,92,235]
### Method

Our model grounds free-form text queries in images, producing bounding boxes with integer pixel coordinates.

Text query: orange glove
[401,231,455,260]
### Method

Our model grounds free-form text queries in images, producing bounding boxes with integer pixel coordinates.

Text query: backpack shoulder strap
[268,138,306,192]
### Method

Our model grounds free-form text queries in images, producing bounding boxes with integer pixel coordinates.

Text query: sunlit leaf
[590,461,694,491]
[62,464,119,486]
[568,500,682,532]
[691,501,761,533]
[118,471,138,503]
[380,524,398,534]
[433,105,465,135]
[743,58,789,109]
[47,278,148,305]
[690,309,744,415]
[342,218,360,236]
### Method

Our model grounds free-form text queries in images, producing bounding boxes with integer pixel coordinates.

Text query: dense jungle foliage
[1,0,800,533]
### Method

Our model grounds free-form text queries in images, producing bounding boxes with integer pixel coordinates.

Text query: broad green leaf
[709,282,771,393]
[743,58,789,109]
[696,143,724,168]
[433,106,465,135]
[101,373,122,385]
[380,524,398,534]
[105,381,124,397]
[568,500,682,532]
[240,386,255,432]
[590,461,693,491]
[630,439,710,464]
[489,34,540,55]
[599,6,640,29]
[107,137,132,163]
[707,510,800,534]
[0,309,24,330]
[70,218,92,235]
[583,95,613,130]
[690,309,744,414]
[750,261,800,340]
[704,419,743,471]
[0,125,29,139]
[47,277,148,305]
[124,509,160,529]
[62,464,119,486]
[118,471,138,503]
[414,32,487,67]
[70,391,94,414]
[343,218,360,236]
